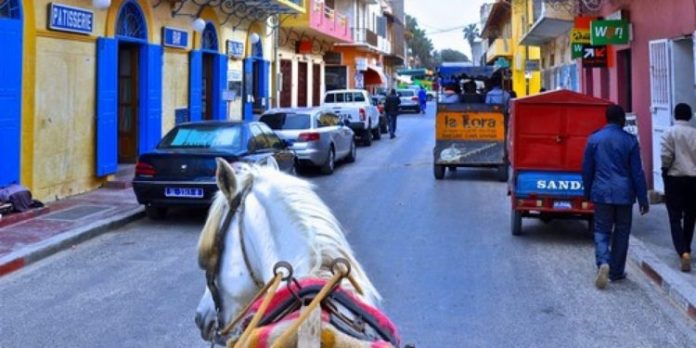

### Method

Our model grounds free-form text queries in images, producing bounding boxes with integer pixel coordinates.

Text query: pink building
[581,0,696,194]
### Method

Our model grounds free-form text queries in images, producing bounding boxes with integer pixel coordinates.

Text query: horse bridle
[205,181,265,341]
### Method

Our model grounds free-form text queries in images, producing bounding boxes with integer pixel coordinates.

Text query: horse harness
[205,181,264,338]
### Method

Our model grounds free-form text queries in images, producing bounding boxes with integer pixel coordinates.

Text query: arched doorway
[0,0,23,185]
[188,21,226,122]
[96,0,162,176]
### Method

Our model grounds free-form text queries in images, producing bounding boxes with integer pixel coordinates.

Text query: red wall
[584,0,696,188]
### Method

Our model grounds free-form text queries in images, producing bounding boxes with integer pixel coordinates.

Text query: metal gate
[648,39,672,193]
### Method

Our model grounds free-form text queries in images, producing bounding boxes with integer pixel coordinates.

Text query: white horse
[194,158,381,343]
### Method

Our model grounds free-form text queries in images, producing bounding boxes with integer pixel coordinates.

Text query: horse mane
[198,165,382,305]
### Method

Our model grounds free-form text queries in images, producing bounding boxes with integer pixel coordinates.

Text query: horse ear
[215,158,237,201]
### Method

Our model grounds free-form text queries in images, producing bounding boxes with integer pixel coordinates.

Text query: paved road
[2,104,695,347]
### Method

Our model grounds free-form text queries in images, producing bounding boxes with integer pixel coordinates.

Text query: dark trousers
[664,176,696,256]
[388,113,398,136]
[594,203,633,279]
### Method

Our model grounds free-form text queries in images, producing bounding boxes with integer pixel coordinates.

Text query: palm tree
[462,23,480,57]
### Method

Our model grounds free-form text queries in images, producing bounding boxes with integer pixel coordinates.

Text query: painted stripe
[0,258,25,277]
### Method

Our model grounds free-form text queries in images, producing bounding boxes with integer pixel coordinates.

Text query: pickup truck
[322,89,381,146]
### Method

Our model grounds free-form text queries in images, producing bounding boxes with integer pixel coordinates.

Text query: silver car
[397,89,420,113]
[259,108,356,175]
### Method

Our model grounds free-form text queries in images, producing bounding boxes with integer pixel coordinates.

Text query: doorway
[0,0,23,186]
[312,64,321,106]
[280,59,292,107]
[202,53,214,120]
[117,42,140,163]
[297,62,308,107]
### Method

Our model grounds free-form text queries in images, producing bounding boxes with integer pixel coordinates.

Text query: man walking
[661,103,696,272]
[582,105,649,289]
[384,89,401,139]
[418,86,427,114]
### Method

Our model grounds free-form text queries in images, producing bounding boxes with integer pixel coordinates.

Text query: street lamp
[192,18,206,33]
[92,0,111,10]
[250,32,260,44]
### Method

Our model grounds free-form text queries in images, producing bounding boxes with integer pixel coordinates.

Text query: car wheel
[380,118,388,134]
[363,125,373,146]
[433,164,445,180]
[345,140,356,163]
[145,206,167,220]
[511,210,523,236]
[372,124,381,140]
[320,147,335,175]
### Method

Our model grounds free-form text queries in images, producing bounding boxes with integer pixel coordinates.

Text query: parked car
[322,89,381,145]
[396,89,420,113]
[259,108,356,175]
[371,94,389,134]
[132,121,296,219]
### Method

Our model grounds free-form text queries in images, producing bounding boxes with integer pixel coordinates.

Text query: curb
[0,206,145,277]
[629,235,696,321]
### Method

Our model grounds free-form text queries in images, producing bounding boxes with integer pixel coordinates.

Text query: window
[317,113,340,128]
[0,0,20,18]
[202,22,218,51]
[324,93,335,103]
[249,125,271,152]
[258,123,285,149]
[353,92,365,102]
[260,113,311,130]
[158,124,243,150]
[116,1,147,40]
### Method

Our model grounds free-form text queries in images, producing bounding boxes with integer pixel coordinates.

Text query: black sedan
[132,121,296,219]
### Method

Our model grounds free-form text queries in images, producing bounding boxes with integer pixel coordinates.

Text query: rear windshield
[398,90,415,96]
[324,92,365,103]
[260,113,311,130]
[158,124,243,150]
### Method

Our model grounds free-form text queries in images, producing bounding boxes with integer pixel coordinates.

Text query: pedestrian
[661,103,696,272]
[418,86,427,114]
[485,78,510,112]
[384,89,401,139]
[582,105,649,289]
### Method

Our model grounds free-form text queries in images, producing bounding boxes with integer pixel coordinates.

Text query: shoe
[595,264,609,289]
[681,253,691,272]
[610,273,627,282]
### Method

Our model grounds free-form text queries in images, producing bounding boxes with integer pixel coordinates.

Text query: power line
[424,25,469,35]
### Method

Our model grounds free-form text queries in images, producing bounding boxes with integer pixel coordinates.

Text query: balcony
[352,28,379,47]
[378,36,392,55]
[282,0,351,42]
[486,38,512,64]
[519,0,574,46]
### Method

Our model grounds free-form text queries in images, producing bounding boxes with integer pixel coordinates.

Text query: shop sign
[227,40,244,59]
[571,43,584,59]
[354,72,364,88]
[570,29,591,44]
[436,112,505,141]
[581,45,608,68]
[162,27,188,49]
[296,40,312,54]
[48,3,93,35]
[590,20,629,45]
[228,69,242,82]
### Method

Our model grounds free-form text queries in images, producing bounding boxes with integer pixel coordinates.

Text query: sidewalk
[630,203,696,320]
[0,187,143,276]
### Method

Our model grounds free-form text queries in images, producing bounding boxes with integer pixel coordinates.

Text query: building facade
[0,0,302,200]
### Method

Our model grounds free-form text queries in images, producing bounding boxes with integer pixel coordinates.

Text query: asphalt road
[2,104,695,347]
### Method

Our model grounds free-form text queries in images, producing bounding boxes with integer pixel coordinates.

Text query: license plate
[165,187,204,198]
[553,200,572,209]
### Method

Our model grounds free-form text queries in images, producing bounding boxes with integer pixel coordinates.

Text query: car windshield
[158,124,243,150]
[260,113,312,130]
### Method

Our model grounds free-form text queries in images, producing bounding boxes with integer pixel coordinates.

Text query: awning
[519,17,574,46]
[364,66,386,86]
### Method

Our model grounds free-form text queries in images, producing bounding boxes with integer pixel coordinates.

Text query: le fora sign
[591,20,630,45]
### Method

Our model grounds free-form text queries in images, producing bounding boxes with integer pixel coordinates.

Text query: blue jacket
[582,124,648,206]
[418,89,427,103]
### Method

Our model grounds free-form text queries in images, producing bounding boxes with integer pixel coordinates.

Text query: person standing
[661,103,696,272]
[582,105,649,289]
[384,89,401,139]
[418,87,427,114]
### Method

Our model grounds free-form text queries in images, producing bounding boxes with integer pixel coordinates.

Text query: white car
[396,89,421,113]
[321,89,381,146]
[260,108,356,175]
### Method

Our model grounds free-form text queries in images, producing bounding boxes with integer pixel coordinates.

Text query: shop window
[116,1,147,40]
[202,23,218,51]
[0,0,21,18]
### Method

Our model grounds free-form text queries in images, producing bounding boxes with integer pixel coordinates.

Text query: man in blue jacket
[582,105,649,289]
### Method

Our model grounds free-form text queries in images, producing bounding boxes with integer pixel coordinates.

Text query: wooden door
[118,43,139,163]
[280,60,292,107]
[298,62,308,107]
[312,64,321,106]
[202,54,214,120]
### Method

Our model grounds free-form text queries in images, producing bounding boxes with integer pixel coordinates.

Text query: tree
[405,15,436,69]
[462,23,480,56]
[439,49,470,63]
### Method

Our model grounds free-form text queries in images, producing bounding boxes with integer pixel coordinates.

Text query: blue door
[243,58,254,120]
[212,53,228,120]
[189,51,202,121]
[139,44,162,153]
[95,38,119,176]
[0,12,23,185]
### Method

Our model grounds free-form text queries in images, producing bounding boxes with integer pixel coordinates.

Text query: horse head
[194,158,381,343]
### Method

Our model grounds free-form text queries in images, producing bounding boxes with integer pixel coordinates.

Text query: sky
[404,0,488,58]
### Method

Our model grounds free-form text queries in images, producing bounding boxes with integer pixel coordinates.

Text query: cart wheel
[496,164,509,182]
[511,210,522,236]
[434,165,445,180]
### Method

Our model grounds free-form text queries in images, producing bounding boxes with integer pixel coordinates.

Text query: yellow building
[1,0,303,201]
[481,0,541,96]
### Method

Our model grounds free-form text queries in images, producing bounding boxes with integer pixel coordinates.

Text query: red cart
[509,90,612,236]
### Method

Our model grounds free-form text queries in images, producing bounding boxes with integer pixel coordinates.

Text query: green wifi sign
[590,20,629,45]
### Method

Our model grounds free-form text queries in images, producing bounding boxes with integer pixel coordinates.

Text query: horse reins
[205,181,265,341]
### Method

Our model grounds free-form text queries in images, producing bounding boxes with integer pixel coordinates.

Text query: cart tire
[496,164,509,182]
[434,165,445,180]
[511,210,523,236]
